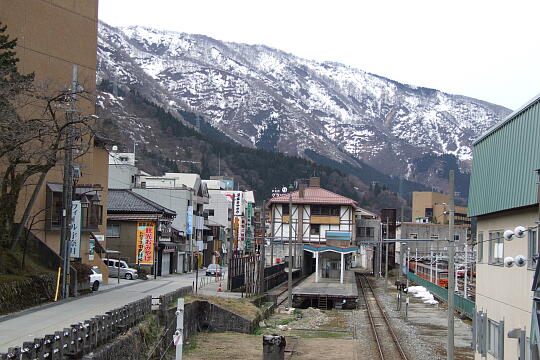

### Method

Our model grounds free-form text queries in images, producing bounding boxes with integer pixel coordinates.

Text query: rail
[357,274,409,360]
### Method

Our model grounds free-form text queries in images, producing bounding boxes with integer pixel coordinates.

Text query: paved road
[0,272,199,352]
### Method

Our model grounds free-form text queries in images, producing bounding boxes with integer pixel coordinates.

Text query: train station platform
[292,270,358,309]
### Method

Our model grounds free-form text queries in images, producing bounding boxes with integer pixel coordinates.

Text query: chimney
[299,183,305,198]
[309,177,320,188]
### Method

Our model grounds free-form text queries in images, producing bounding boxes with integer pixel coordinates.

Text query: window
[310,224,320,235]
[487,319,504,358]
[357,226,366,237]
[425,208,433,218]
[208,209,215,216]
[311,205,340,216]
[282,204,290,215]
[365,227,374,237]
[477,232,483,263]
[357,227,374,238]
[430,234,439,239]
[107,223,120,238]
[529,229,538,270]
[409,233,418,239]
[46,186,103,230]
[454,234,460,242]
[489,231,504,265]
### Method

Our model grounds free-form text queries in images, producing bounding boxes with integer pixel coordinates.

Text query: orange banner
[136,222,155,265]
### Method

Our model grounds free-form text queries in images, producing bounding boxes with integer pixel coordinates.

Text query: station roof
[268,187,357,208]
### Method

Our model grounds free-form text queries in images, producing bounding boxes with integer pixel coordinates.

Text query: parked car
[106,259,138,280]
[89,266,102,291]
[206,264,222,276]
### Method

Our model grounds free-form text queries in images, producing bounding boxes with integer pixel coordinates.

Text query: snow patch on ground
[407,286,439,305]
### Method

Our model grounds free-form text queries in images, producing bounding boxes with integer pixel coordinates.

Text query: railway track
[276,276,307,306]
[356,274,409,360]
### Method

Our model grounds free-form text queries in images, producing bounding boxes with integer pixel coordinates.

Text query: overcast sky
[99,0,540,110]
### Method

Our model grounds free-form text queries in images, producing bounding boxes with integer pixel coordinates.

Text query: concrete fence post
[262,335,286,360]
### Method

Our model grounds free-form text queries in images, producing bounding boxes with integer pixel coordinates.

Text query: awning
[47,183,101,199]
[159,241,178,253]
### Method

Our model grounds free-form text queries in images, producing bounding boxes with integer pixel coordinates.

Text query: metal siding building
[469,94,540,217]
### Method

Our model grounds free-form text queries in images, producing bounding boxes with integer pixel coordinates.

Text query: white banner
[69,200,82,258]
[233,192,243,216]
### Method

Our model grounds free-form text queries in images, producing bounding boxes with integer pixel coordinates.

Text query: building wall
[412,192,469,225]
[396,223,469,255]
[204,190,231,228]
[132,188,190,232]
[108,164,138,189]
[1,1,107,273]
[271,204,355,244]
[106,221,138,265]
[474,206,538,360]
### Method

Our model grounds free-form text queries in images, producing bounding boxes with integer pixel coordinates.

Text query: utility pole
[405,247,410,320]
[60,64,78,299]
[447,170,455,360]
[464,244,468,299]
[384,217,389,293]
[174,298,184,360]
[287,193,293,308]
[378,222,383,278]
[259,201,266,294]
[270,203,274,267]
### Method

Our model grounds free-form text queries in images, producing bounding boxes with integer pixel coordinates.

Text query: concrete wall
[474,206,537,360]
[396,222,469,256]
[108,164,138,189]
[356,218,381,244]
[132,188,190,232]
[204,190,231,228]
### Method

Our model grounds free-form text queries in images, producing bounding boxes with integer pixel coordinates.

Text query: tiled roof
[108,189,176,216]
[268,187,357,208]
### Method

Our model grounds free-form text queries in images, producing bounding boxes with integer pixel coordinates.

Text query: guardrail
[407,272,475,319]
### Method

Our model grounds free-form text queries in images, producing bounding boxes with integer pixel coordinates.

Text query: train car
[409,262,449,288]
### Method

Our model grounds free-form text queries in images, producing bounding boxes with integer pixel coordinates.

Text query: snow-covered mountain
[97,22,510,188]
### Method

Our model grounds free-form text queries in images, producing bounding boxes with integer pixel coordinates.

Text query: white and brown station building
[267,177,358,284]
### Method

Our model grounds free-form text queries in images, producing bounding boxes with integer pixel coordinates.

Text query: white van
[106,259,138,280]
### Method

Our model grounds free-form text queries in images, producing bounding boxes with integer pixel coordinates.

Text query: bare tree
[0,23,96,249]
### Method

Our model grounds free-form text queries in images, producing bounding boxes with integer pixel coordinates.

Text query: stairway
[318,295,328,310]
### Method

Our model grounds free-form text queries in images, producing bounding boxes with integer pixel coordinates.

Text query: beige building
[412,191,470,225]
[1,1,110,280]
[469,94,540,360]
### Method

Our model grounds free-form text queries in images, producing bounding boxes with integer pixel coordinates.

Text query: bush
[136,266,149,280]
[71,261,92,282]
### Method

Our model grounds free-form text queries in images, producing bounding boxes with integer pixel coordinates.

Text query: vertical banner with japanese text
[69,201,81,258]
[136,222,155,264]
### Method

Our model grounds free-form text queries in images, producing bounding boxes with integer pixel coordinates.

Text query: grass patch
[277,317,295,326]
[184,294,262,320]
[290,329,350,339]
